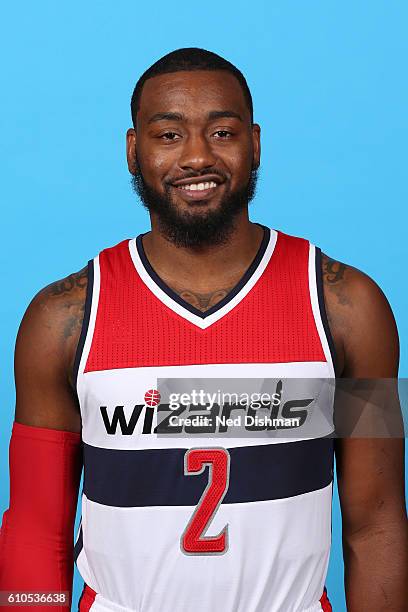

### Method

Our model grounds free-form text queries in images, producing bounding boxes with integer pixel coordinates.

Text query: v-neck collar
[128,224,278,330]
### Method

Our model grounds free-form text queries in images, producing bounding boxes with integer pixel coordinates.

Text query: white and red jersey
[73,225,336,612]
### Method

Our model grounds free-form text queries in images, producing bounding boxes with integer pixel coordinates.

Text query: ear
[126,128,138,174]
[251,123,261,170]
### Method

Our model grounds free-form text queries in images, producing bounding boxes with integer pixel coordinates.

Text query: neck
[142,212,264,292]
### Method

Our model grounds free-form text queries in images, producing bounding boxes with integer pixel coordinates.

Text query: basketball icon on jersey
[144,389,161,407]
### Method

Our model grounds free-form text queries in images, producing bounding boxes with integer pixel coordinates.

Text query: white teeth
[179,181,218,191]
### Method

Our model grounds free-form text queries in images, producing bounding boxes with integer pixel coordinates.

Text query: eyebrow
[147,112,183,124]
[207,110,243,122]
[147,110,243,124]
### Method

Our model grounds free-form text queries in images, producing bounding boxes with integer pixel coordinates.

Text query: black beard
[131,167,258,248]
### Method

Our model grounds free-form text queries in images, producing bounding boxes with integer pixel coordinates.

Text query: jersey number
[181,448,230,555]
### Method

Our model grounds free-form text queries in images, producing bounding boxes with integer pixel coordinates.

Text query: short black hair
[130,47,253,127]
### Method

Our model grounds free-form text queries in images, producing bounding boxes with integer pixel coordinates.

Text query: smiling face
[127,70,260,247]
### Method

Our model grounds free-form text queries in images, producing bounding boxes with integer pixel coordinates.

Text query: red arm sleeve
[0,421,82,609]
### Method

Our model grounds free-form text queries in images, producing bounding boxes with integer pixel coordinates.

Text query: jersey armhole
[314,246,340,377]
[72,258,95,395]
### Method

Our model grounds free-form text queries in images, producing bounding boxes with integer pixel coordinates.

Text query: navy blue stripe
[77,582,86,612]
[83,438,333,507]
[74,524,83,562]
[72,259,94,392]
[135,224,270,319]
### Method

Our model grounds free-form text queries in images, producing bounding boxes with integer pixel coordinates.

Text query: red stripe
[78,583,331,610]
[86,232,326,372]
[79,585,97,611]
[320,587,333,611]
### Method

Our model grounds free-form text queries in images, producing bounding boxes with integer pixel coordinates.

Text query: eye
[160,132,180,141]
[213,130,233,139]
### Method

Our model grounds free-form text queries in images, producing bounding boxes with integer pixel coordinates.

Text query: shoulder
[320,253,399,377]
[16,266,88,387]
[321,252,382,312]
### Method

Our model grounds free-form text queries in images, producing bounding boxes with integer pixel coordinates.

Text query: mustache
[164,169,229,185]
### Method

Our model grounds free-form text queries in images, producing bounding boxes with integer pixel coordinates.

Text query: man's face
[127,70,260,247]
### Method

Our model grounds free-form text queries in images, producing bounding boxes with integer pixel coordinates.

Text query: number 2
[181,447,230,555]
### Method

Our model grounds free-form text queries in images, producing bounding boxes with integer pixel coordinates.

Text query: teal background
[1,2,407,610]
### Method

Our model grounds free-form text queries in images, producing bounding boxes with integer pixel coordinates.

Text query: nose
[177,133,217,173]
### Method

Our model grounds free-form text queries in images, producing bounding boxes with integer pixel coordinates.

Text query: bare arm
[322,254,408,610]
[0,268,87,598]
[14,267,87,431]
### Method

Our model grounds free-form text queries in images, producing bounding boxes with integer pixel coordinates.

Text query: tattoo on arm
[62,299,85,340]
[48,267,88,296]
[43,267,88,340]
[322,255,347,284]
[321,253,351,309]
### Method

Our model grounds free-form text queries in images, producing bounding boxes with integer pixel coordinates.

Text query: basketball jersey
[73,225,336,612]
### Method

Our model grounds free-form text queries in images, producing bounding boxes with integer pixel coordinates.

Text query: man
[0,48,406,611]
